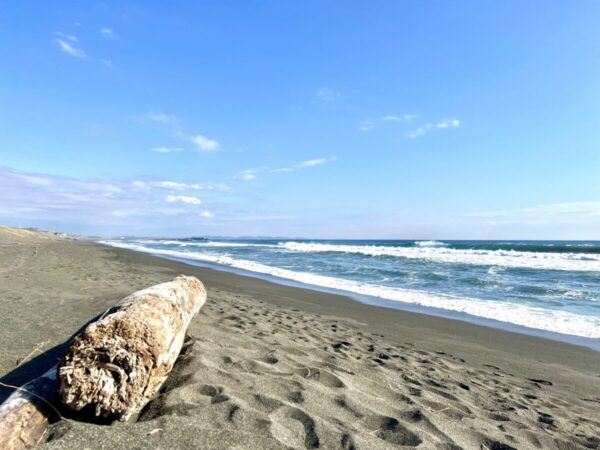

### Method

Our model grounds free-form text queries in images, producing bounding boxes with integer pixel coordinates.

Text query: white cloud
[280,156,337,172]
[100,28,114,38]
[436,119,460,129]
[151,147,184,153]
[144,112,180,125]
[132,180,232,192]
[55,32,78,42]
[155,181,192,190]
[296,157,330,168]
[200,211,215,218]
[142,111,220,153]
[101,59,113,67]
[316,87,341,103]
[237,157,336,181]
[235,169,261,181]
[190,134,220,152]
[54,38,87,58]
[406,119,460,138]
[165,195,202,205]
[359,114,417,131]
[358,120,376,132]
[382,114,418,122]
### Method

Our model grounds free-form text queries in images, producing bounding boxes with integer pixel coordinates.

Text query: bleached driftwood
[58,275,206,421]
[0,366,59,449]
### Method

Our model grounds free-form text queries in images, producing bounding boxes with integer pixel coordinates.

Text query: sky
[0,1,599,239]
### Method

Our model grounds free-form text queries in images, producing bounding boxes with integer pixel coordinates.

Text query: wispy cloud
[54,38,87,58]
[101,59,113,67]
[100,27,115,38]
[292,156,335,169]
[359,114,418,131]
[143,111,220,153]
[0,165,306,234]
[0,165,237,231]
[165,195,202,205]
[55,32,78,42]
[132,180,232,192]
[406,119,460,138]
[237,157,336,181]
[235,168,264,181]
[144,112,180,125]
[151,147,184,153]
[189,134,220,152]
[272,156,337,173]
[315,87,340,103]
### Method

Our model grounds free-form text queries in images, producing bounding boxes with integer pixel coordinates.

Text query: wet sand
[1,227,599,449]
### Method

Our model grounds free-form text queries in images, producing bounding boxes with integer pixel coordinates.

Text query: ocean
[100,238,600,344]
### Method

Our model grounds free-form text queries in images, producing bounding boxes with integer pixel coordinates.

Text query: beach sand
[1,227,599,449]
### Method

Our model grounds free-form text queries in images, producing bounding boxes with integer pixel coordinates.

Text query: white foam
[100,241,600,338]
[278,242,600,272]
[415,240,448,247]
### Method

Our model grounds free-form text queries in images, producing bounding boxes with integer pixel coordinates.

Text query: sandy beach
[1,227,599,450]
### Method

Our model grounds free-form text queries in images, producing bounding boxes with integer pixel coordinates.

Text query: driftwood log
[0,366,59,449]
[58,275,206,421]
[0,276,205,449]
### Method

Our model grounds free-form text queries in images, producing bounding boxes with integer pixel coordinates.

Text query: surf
[100,240,600,338]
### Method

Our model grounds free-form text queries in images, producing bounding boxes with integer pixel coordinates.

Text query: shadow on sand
[0,314,103,404]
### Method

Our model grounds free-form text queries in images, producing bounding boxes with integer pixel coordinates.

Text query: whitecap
[415,240,448,247]
[278,242,600,272]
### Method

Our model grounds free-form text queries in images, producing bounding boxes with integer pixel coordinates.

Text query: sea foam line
[100,241,600,338]
[278,242,600,272]
[133,239,273,248]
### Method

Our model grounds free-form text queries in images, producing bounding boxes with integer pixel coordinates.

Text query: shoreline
[98,240,600,352]
[2,228,599,449]
[89,241,600,379]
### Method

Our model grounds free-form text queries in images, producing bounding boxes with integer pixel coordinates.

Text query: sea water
[100,238,600,344]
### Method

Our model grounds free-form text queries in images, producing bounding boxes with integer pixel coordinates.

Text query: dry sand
[0,227,599,449]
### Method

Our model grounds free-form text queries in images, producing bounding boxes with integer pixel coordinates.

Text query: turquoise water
[101,238,600,344]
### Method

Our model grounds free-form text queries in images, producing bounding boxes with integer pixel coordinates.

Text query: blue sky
[1,1,599,238]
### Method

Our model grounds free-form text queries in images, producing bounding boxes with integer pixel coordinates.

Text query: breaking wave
[278,242,600,272]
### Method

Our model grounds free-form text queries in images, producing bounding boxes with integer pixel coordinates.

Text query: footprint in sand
[262,354,279,364]
[287,390,304,403]
[253,394,283,413]
[294,367,345,388]
[199,384,230,404]
[363,415,422,447]
[340,433,358,450]
[334,395,364,418]
[270,406,320,449]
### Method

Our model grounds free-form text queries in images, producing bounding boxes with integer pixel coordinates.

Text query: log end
[58,275,206,421]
